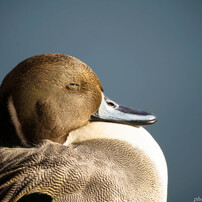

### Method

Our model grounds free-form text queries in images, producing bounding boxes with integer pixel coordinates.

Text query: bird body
[0,54,167,201]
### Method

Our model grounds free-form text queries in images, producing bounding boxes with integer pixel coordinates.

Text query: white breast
[65,122,168,201]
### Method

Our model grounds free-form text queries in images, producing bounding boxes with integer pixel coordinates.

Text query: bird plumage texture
[0,139,162,201]
[0,54,167,201]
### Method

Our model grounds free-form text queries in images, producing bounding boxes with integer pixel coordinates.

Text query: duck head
[0,54,156,147]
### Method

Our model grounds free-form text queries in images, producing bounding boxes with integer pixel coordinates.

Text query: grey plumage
[0,139,162,201]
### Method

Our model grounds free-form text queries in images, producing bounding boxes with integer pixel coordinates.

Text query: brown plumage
[0,54,103,146]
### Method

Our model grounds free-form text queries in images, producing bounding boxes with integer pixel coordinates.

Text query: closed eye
[70,83,79,87]
[66,83,80,91]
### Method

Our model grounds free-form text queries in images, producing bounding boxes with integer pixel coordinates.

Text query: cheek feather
[88,88,102,114]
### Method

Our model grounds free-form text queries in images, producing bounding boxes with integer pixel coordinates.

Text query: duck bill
[90,93,157,126]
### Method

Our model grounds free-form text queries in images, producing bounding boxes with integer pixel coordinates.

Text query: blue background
[0,1,201,201]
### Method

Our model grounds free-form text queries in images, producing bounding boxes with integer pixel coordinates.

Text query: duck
[0,54,167,201]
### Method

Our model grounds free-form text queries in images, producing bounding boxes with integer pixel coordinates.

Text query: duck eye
[70,83,79,87]
[66,83,80,91]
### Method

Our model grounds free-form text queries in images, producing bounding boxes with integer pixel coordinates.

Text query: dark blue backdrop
[0,1,201,201]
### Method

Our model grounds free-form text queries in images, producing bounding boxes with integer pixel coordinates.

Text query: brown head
[0,54,103,146]
[0,53,156,147]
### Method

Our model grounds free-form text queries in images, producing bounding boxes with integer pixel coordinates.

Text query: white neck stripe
[7,96,28,146]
